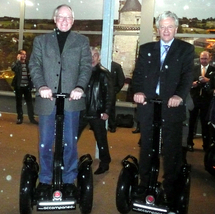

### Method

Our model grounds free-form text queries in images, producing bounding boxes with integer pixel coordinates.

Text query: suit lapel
[152,41,160,71]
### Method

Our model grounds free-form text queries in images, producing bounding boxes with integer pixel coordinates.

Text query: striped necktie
[156,45,170,94]
[160,45,170,69]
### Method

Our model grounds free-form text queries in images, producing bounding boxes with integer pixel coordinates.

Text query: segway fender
[20,154,39,191]
[116,155,139,214]
[204,143,215,176]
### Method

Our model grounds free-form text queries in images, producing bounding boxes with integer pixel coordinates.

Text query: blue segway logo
[53,190,62,201]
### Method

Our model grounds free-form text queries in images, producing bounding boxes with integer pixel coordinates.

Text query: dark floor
[0,93,215,214]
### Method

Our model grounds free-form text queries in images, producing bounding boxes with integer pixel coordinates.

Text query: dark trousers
[108,95,116,129]
[14,86,35,120]
[78,111,111,166]
[187,101,211,149]
[139,120,183,196]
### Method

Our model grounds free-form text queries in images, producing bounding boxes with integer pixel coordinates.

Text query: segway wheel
[78,154,93,214]
[175,164,191,214]
[116,170,134,214]
[116,156,139,214]
[204,144,215,176]
[19,154,39,214]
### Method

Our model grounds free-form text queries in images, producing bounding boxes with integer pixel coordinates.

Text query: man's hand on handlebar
[39,86,53,100]
[168,95,183,108]
[133,92,147,105]
[69,87,84,101]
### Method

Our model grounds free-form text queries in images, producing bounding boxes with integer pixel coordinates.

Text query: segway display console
[19,93,93,214]
[116,98,191,214]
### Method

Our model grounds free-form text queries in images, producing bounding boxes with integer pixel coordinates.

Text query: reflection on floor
[0,113,215,214]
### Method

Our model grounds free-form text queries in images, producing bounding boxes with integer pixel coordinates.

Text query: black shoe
[63,183,79,199]
[94,166,109,174]
[138,138,141,147]
[30,119,38,125]
[16,119,23,124]
[36,182,51,200]
[109,128,116,133]
[187,145,194,152]
[132,128,140,134]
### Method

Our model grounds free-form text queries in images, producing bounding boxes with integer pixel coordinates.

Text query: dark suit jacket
[190,64,215,105]
[132,38,194,123]
[110,61,125,94]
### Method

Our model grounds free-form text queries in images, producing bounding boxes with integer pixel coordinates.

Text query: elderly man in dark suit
[187,51,215,152]
[29,4,92,199]
[132,11,194,206]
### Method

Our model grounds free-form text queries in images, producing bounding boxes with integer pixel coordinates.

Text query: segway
[204,96,215,176]
[116,98,191,214]
[19,93,93,214]
[204,143,215,176]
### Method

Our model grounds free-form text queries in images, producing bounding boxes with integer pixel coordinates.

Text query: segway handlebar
[144,97,183,105]
[37,93,86,99]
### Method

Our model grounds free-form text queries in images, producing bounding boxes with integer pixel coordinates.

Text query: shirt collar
[160,38,174,48]
[201,64,209,70]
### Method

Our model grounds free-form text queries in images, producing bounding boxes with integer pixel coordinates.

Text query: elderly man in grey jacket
[29,4,92,199]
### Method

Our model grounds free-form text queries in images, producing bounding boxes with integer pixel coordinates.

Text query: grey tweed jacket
[29,30,92,115]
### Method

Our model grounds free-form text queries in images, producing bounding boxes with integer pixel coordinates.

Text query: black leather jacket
[85,63,113,118]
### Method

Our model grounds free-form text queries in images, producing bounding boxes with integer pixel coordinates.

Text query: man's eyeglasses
[56,16,73,21]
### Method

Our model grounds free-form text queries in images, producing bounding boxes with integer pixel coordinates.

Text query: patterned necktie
[156,45,170,94]
[160,45,170,69]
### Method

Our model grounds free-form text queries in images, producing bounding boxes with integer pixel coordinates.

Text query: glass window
[154,0,215,34]
[0,1,20,29]
[0,33,18,91]
[24,0,104,30]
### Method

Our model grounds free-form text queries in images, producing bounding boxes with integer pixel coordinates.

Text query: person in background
[11,49,38,125]
[132,11,194,209]
[108,61,125,133]
[187,51,215,152]
[207,71,215,145]
[78,47,113,175]
[29,4,92,199]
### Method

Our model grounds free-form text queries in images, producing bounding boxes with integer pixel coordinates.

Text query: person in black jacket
[187,51,215,152]
[78,47,113,175]
[11,49,38,125]
[108,61,125,133]
[207,72,215,145]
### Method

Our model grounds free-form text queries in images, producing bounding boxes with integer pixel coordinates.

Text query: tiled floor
[0,112,215,214]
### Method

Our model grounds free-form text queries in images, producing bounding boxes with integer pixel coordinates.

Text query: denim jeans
[38,107,80,184]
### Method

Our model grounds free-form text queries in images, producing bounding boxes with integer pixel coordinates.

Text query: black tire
[78,154,93,214]
[78,167,93,214]
[19,168,36,214]
[204,144,215,176]
[19,154,39,214]
[116,169,137,214]
[175,164,191,214]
